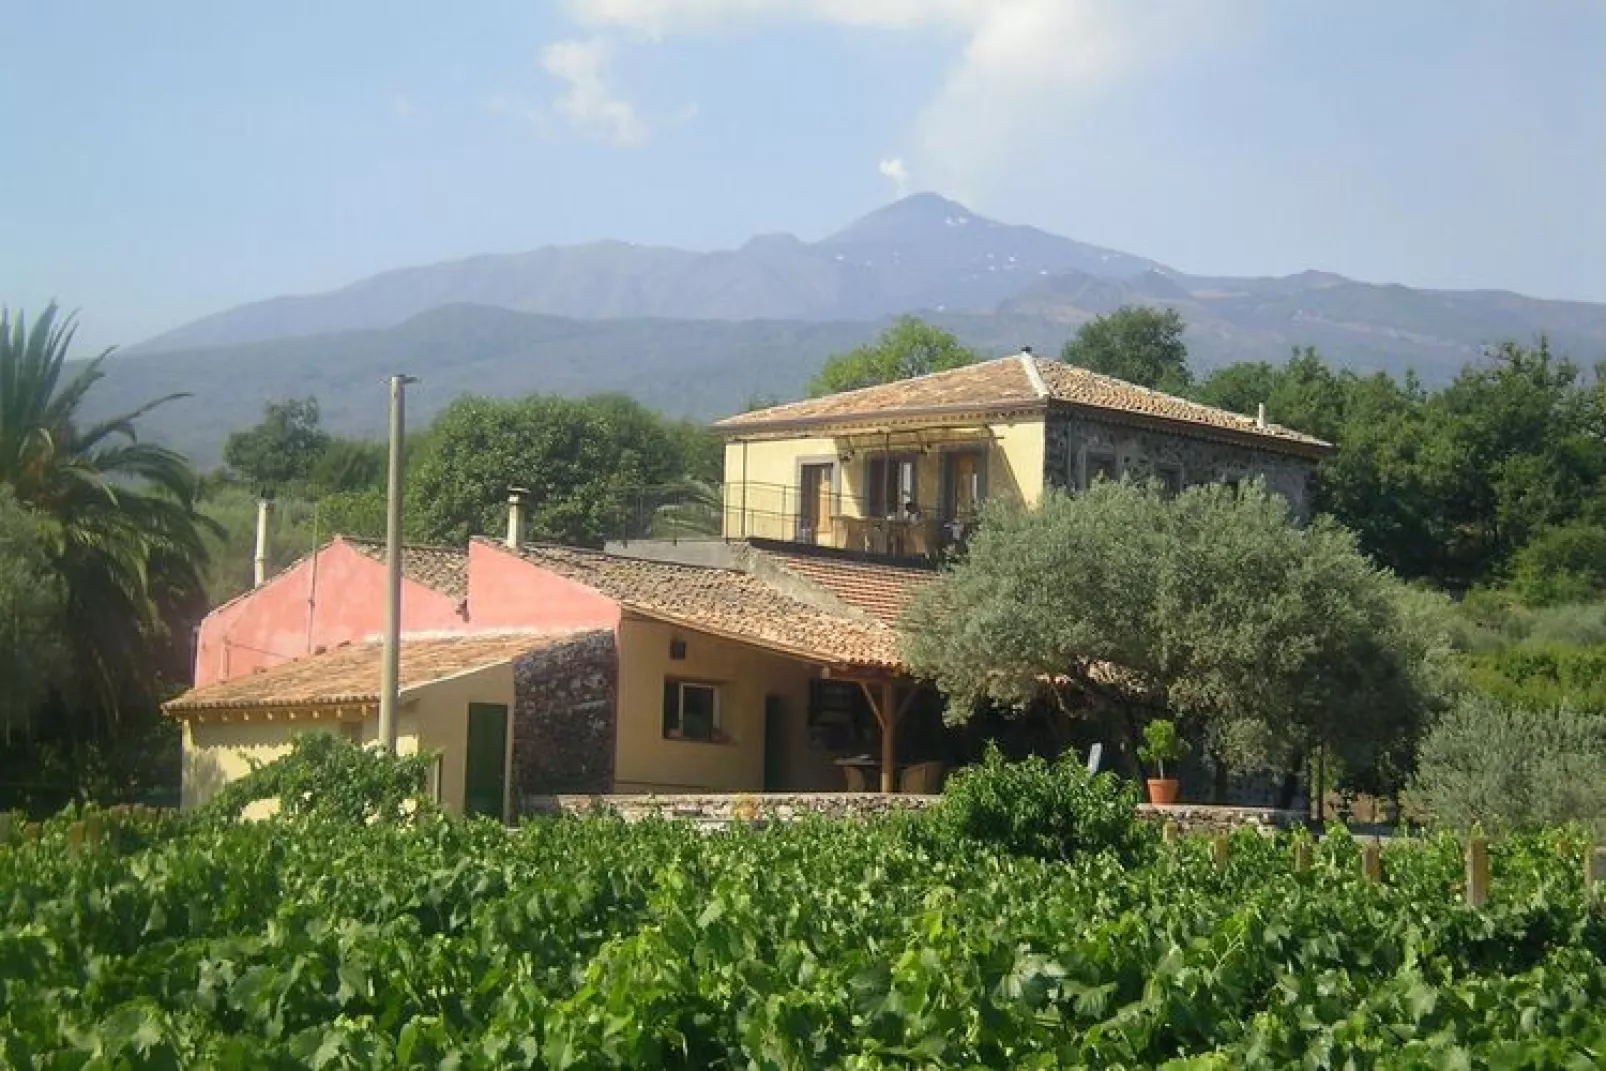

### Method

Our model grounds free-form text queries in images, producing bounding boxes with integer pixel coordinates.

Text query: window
[1084,452,1118,489]
[663,679,722,742]
[867,455,918,517]
[1156,464,1184,495]
[941,450,986,521]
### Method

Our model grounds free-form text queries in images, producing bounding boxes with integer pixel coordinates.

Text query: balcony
[605,480,980,563]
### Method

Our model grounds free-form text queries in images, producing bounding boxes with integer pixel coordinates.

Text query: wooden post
[1465,834,1489,908]
[879,681,897,794]
[1294,839,1313,871]
[1587,846,1606,900]
[1162,821,1179,844]
[0,813,11,844]
[1212,831,1230,869]
[68,822,85,852]
[1361,839,1382,883]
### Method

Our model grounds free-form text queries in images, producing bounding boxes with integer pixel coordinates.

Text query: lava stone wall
[511,630,618,807]
[1044,413,1318,520]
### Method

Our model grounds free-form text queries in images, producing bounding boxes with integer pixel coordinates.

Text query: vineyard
[3,802,1605,1068]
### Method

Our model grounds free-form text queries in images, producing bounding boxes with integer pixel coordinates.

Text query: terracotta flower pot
[1147,778,1180,806]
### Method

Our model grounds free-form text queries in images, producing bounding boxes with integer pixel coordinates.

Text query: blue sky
[3,0,1603,351]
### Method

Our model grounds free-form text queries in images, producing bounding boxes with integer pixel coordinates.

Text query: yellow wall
[178,661,516,817]
[722,436,837,541]
[613,617,840,793]
[722,417,1045,543]
[400,661,515,818]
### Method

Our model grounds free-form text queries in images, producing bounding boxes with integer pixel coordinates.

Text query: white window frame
[664,679,724,742]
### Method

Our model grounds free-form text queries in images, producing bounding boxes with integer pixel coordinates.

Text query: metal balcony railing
[606,481,980,561]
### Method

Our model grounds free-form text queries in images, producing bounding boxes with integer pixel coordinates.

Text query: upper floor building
[710,350,1334,558]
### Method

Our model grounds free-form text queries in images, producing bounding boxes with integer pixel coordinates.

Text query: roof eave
[1048,401,1334,459]
[714,400,1048,439]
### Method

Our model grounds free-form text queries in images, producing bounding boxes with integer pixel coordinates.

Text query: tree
[223,396,330,493]
[1060,305,1191,392]
[410,393,706,546]
[0,303,216,725]
[307,437,386,496]
[901,480,1454,799]
[0,488,65,739]
[808,317,976,396]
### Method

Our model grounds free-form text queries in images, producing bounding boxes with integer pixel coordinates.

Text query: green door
[464,703,509,820]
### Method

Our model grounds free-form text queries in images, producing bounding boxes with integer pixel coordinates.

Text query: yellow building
[713,351,1332,556]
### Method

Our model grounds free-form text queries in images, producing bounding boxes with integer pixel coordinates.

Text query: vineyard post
[1362,839,1382,883]
[1212,831,1230,869]
[1294,839,1312,871]
[1162,821,1179,844]
[1465,834,1489,908]
[0,813,11,844]
[1587,846,1606,901]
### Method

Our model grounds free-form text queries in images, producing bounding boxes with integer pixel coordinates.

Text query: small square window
[663,680,723,742]
[1085,453,1119,488]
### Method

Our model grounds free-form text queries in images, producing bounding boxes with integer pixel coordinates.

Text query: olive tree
[901,479,1457,796]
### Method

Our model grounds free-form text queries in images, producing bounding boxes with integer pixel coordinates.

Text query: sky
[2,0,1603,352]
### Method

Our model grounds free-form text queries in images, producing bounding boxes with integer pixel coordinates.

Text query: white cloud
[559,0,1234,187]
[878,157,912,197]
[541,36,649,146]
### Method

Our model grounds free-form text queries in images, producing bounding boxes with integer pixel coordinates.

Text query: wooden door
[464,703,509,820]
[945,451,983,519]
[799,463,834,543]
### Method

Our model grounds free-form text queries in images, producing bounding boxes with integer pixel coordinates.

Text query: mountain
[131,194,1165,352]
[103,193,1605,466]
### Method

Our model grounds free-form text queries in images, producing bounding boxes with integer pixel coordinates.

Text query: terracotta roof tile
[747,544,935,626]
[344,538,469,598]
[165,632,569,714]
[498,541,904,669]
[716,354,1331,454]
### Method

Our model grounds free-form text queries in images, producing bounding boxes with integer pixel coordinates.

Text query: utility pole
[379,374,417,754]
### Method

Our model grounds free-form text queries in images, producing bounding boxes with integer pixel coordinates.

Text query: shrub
[1464,642,1606,716]
[1407,694,1606,836]
[203,733,437,826]
[1138,719,1187,778]
[924,745,1152,865]
[1525,602,1606,647]
[1510,522,1606,606]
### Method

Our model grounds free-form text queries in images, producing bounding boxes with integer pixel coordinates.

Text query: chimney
[253,497,274,587]
[1020,345,1034,356]
[506,487,529,549]
[1256,403,1267,430]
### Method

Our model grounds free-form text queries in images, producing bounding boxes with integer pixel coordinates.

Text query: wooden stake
[1362,839,1382,883]
[0,813,11,844]
[1294,840,1313,871]
[68,822,85,852]
[1465,834,1489,908]
[1212,831,1230,869]
[1162,821,1179,844]
[1587,846,1606,900]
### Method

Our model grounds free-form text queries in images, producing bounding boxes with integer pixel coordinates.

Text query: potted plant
[1139,719,1187,806]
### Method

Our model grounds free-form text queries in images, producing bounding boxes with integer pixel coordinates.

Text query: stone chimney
[253,498,274,587]
[506,487,529,549]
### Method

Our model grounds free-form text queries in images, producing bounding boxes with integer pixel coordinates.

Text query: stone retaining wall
[523,792,1307,833]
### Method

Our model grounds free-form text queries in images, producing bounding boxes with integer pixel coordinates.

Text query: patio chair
[900,760,947,795]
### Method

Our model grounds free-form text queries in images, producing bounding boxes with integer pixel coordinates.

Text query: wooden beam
[879,680,897,794]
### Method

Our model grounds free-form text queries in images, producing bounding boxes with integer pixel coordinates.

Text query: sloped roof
[165,632,567,714]
[715,354,1331,455]
[344,538,469,598]
[494,541,903,669]
[746,543,935,627]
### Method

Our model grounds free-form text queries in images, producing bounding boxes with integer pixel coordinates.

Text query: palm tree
[0,302,217,732]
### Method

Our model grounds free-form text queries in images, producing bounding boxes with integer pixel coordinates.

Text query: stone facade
[511,630,618,804]
[1043,413,1318,521]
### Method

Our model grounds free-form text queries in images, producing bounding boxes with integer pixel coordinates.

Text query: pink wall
[466,541,621,631]
[193,538,468,687]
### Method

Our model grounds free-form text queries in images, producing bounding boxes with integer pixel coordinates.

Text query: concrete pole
[379,374,416,754]
[252,498,274,587]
